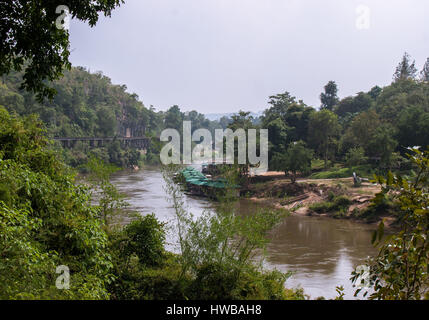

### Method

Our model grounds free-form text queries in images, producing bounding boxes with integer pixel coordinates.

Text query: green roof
[179,167,240,189]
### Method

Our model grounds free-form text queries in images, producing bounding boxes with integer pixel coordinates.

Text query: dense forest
[0,67,226,168]
[256,53,429,180]
[3,53,427,174]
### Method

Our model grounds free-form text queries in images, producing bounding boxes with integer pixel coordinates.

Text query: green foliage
[160,164,300,300]
[334,286,345,300]
[308,109,340,169]
[368,86,383,100]
[0,0,123,101]
[340,110,380,155]
[271,141,313,182]
[164,105,184,133]
[266,55,429,177]
[121,214,166,267]
[421,58,429,82]
[107,206,304,300]
[85,156,127,225]
[345,147,368,167]
[109,249,189,300]
[351,148,429,300]
[375,77,429,124]
[309,195,352,216]
[0,107,112,299]
[334,92,373,118]
[367,124,398,169]
[397,105,429,150]
[320,81,339,110]
[393,52,418,82]
[262,92,314,158]
[354,193,397,223]
[188,263,296,300]
[227,111,259,183]
[108,214,181,300]
[0,67,166,168]
[309,167,353,179]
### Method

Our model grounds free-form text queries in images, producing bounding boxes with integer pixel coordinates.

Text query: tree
[368,86,382,100]
[352,148,429,300]
[164,105,184,133]
[345,147,367,167]
[335,92,372,118]
[0,0,123,101]
[341,110,381,153]
[271,141,313,183]
[218,116,231,129]
[320,81,339,110]
[397,106,429,150]
[308,110,340,168]
[85,156,127,225]
[0,107,112,299]
[228,111,255,183]
[393,52,417,82]
[265,118,289,158]
[120,214,166,268]
[421,58,429,82]
[96,105,117,137]
[367,124,398,170]
[374,77,426,123]
[184,110,208,134]
[262,92,314,157]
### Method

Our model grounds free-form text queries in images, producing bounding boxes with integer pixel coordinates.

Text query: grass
[309,193,352,218]
[309,164,374,179]
[311,159,328,171]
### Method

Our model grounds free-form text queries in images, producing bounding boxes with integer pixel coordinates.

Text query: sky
[69,0,429,113]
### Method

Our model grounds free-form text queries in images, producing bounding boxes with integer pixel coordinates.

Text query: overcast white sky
[69,0,429,113]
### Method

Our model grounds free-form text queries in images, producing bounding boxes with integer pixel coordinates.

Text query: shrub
[354,193,397,222]
[187,263,299,300]
[352,149,429,300]
[309,195,352,215]
[122,214,166,267]
[0,107,111,299]
[108,252,190,300]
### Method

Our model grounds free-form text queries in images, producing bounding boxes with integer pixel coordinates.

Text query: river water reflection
[111,167,377,299]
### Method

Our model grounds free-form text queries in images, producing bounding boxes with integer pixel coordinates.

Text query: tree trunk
[324,144,328,169]
[291,173,296,184]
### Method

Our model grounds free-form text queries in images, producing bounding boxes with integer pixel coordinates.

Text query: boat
[177,167,240,199]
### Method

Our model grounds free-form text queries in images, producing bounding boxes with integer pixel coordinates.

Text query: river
[110,167,378,300]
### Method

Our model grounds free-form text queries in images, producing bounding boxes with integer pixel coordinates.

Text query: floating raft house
[179,167,240,191]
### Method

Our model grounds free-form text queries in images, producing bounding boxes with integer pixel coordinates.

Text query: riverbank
[245,174,397,228]
[110,168,382,299]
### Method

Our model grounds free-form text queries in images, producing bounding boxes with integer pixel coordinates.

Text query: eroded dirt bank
[245,174,396,228]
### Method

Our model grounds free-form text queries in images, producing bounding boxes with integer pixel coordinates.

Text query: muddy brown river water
[110,167,378,299]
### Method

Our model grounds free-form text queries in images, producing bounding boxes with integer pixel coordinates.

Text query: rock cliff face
[116,99,150,138]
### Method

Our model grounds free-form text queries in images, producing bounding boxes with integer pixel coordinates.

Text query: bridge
[53,136,151,150]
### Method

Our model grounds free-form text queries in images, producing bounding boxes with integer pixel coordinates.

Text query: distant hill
[0,67,163,139]
[205,111,263,121]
